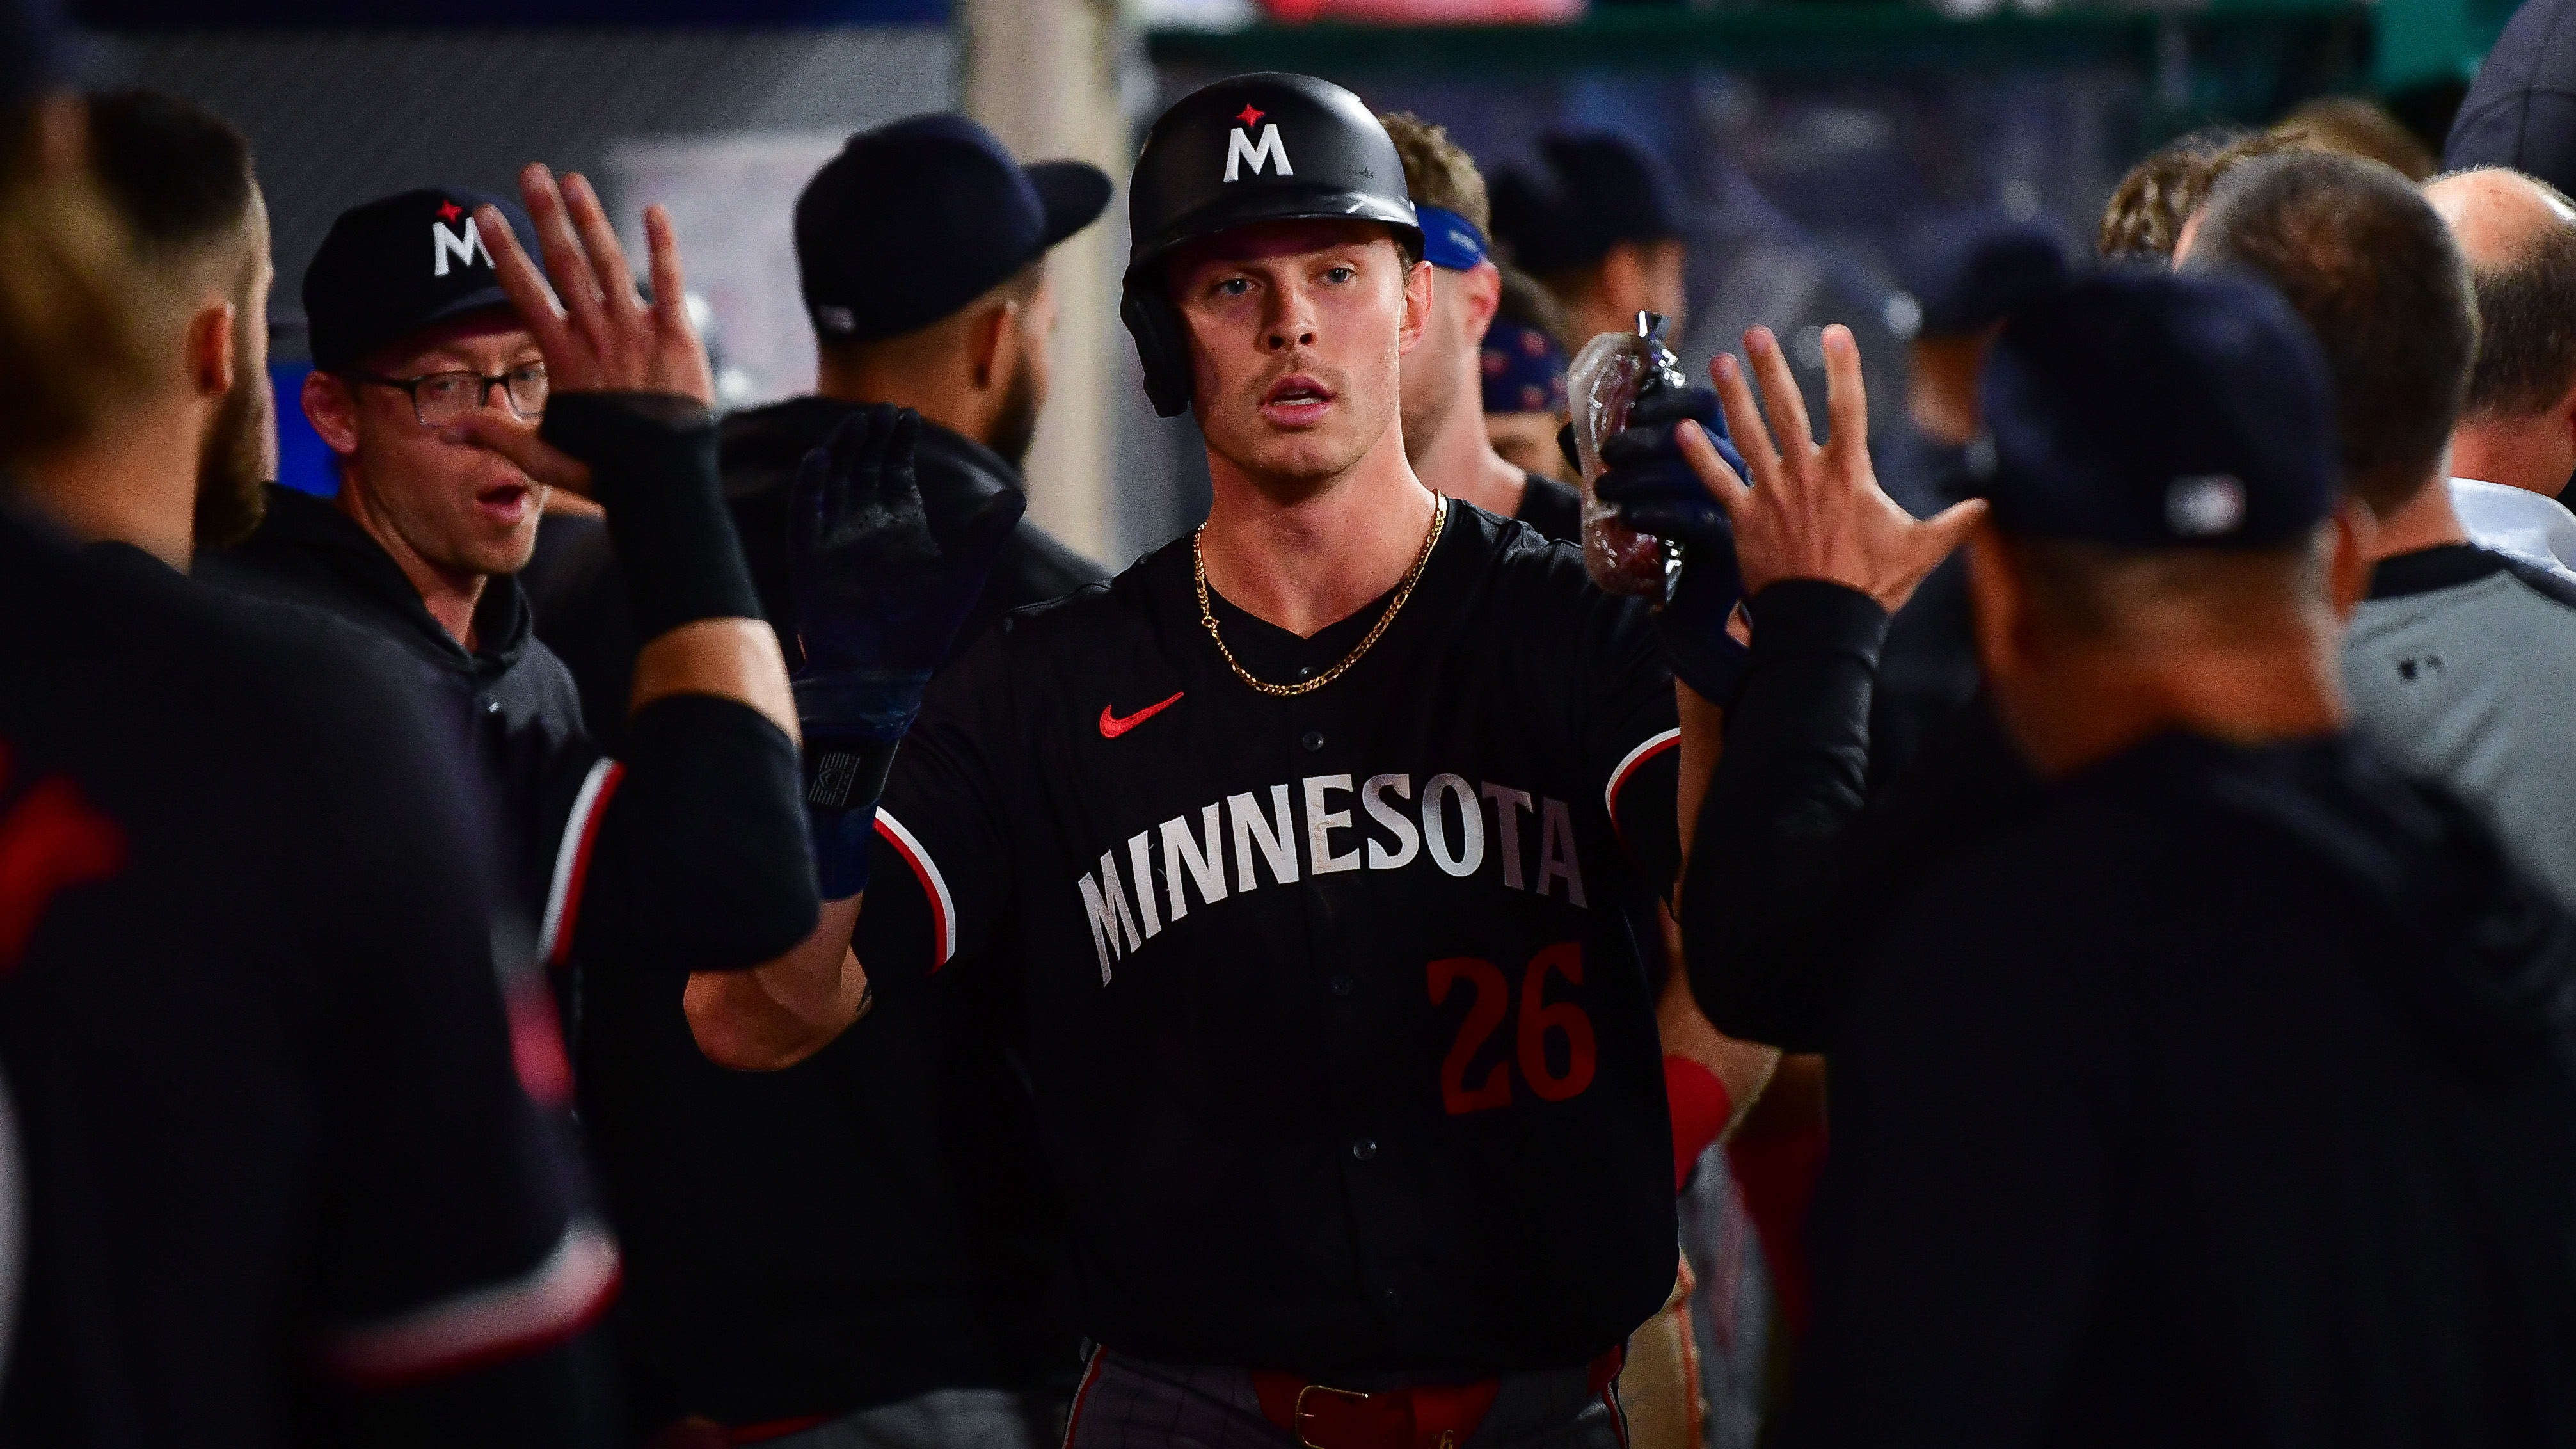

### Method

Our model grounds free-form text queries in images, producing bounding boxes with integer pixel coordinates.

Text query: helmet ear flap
[1122,284,1195,419]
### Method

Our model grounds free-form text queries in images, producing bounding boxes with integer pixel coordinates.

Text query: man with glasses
[219,182,822,1017]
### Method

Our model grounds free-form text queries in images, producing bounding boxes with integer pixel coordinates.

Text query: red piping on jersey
[1061,1348,1107,1447]
[873,812,955,968]
[319,1221,621,1388]
[1603,728,1682,842]
[544,762,624,968]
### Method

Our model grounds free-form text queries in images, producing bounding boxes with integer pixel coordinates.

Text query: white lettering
[1224,124,1294,182]
[1228,785,1300,892]
[1362,773,1419,869]
[433,216,490,278]
[1303,774,1360,875]
[1538,796,1587,907]
[1077,849,1143,985]
[1421,773,1485,878]
[1127,831,1163,939]
[1160,804,1227,923]
[1481,783,1535,891]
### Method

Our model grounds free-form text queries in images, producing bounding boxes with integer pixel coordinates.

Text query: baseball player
[687,73,1774,1447]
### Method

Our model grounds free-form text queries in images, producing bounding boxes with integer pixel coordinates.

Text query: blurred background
[65,0,2506,568]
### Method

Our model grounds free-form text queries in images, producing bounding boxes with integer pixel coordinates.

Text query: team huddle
[8,0,2576,1442]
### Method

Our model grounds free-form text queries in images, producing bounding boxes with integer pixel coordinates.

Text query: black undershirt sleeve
[569,694,817,973]
[1680,580,1891,1049]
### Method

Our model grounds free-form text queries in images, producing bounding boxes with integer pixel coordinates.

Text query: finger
[1674,419,1754,523]
[520,164,610,348]
[1916,497,1991,563]
[440,413,594,494]
[560,173,640,317]
[1707,351,1782,491]
[644,205,694,340]
[1743,326,1818,461]
[1820,324,1872,465]
[473,205,578,366]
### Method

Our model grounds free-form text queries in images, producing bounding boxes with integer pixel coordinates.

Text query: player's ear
[1396,253,1434,357]
[301,369,361,460]
[1463,260,1503,346]
[969,297,1021,394]
[186,300,237,402]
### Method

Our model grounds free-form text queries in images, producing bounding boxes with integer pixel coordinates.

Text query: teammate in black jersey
[0,37,616,1444]
[687,74,1777,1448]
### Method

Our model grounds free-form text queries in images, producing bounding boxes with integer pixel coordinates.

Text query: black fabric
[1683,580,2041,1051]
[576,694,813,974]
[523,397,1100,1425]
[212,484,596,941]
[1868,433,1982,790]
[1514,472,1582,545]
[2369,541,2515,600]
[2447,0,2576,196]
[523,399,1108,755]
[539,393,759,642]
[858,503,1686,1376]
[0,513,596,1446]
[1784,730,2576,1447]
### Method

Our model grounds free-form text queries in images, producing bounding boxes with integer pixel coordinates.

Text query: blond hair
[1380,111,1490,235]
[0,101,165,471]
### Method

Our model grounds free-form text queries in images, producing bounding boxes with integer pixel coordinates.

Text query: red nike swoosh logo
[1099,691,1184,739]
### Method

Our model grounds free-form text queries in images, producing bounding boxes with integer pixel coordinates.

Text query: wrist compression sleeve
[539,394,761,641]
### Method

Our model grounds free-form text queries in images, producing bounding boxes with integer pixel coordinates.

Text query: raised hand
[443,164,713,492]
[1678,324,1985,615]
[788,404,1024,710]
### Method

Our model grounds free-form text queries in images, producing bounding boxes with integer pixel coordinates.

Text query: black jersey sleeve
[290,650,617,1395]
[539,693,816,975]
[1582,580,1685,895]
[854,621,1022,982]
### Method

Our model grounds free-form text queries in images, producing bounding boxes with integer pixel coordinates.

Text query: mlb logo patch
[2167,474,2246,538]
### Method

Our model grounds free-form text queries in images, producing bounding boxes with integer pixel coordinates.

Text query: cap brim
[321,287,520,372]
[1030,161,1114,250]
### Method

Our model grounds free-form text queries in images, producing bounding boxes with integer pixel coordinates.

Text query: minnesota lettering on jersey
[1077,771,1585,983]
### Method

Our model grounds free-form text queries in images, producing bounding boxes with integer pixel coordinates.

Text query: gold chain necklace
[1193,493,1447,698]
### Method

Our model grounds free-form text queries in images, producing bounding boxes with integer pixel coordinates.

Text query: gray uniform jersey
[2344,543,2576,914]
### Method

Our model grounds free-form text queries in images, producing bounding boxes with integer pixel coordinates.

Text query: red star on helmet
[436,200,463,222]
[1236,104,1264,128]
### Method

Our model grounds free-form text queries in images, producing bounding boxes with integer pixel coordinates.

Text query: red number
[1517,942,1598,1103]
[1428,956,1514,1115]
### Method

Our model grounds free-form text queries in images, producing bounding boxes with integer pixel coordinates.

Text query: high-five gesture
[448,164,713,492]
[1676,324,1985,614]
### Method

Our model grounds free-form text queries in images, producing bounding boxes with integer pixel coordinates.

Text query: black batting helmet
[1120,72,1422,417]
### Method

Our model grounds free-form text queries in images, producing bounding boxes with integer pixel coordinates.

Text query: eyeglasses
[346,364,549,427]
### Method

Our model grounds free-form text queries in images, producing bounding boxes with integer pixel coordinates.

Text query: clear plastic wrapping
[1568,310,1685,598]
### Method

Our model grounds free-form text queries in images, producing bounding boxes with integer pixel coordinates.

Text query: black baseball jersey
[856,501,1685,1377]
[0,513,613,1445]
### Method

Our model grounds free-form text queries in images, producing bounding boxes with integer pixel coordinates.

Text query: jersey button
[1300,729,1325,753]
[1329,973,1355,998]
[1349,1137,1378,1162]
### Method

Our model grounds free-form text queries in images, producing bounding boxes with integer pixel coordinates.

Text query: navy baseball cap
[303,186,538,373]
[1489,130,1682,275]
[1974,269,2336,549]
[796,113,1111,343]
[1893,209,2071,339]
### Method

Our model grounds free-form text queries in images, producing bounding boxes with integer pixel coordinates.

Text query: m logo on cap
[433,206,493,278]
[2167,474,2246,538]
[1224,104,1292,183]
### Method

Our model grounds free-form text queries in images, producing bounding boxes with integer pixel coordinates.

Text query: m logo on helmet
[1225,122,1293,183]
[433,216,492,278]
